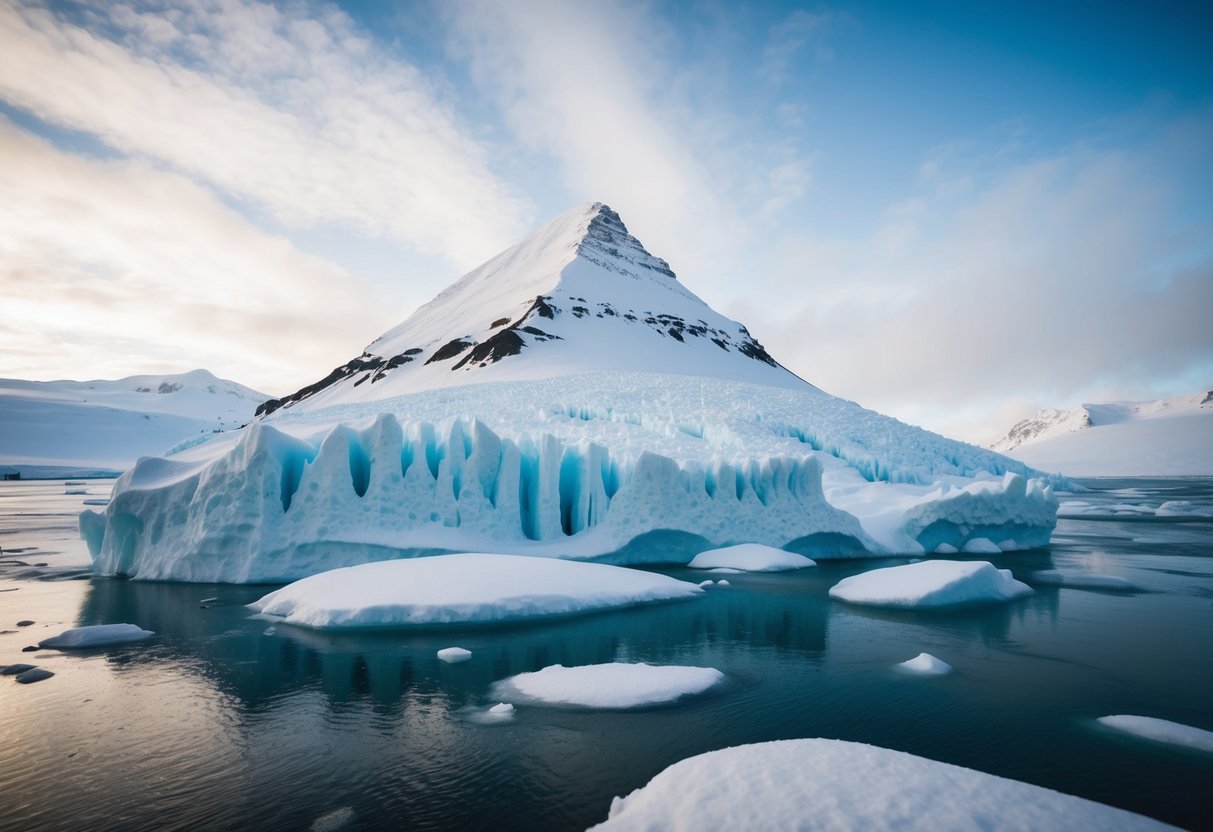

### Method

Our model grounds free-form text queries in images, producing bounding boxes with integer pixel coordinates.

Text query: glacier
[81,202,1059,583]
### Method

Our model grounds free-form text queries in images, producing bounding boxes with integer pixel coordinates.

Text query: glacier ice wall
[83,373,1059,583]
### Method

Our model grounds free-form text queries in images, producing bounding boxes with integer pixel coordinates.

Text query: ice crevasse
[81,373,1059,583]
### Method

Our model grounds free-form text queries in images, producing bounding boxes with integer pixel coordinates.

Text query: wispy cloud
[0,118,391,393]
[0,0,530,269]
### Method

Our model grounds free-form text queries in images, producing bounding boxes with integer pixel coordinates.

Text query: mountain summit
[258,202,800,416]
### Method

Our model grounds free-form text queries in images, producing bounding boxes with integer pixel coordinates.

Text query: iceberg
[829,560,1033,609]
[247,554,703,628]
[895,652,953,676]
[1097,715,1213,755]
[82,203,1058,583]
[687,543,816,572]
[489,662,724,709]
[589,739,1177,830]
[38,623,155,649]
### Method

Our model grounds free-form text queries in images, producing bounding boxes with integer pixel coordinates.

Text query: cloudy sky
[1,0,1210,443]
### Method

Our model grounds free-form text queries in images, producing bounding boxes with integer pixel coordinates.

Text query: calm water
[1,478,1211,831]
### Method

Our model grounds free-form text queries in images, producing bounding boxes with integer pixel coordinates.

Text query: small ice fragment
[688,544,815,572]
[709,568,743,574]
[38,623,154,649]
[489,702,514,715]
[15,667,54,684]
[933,543,958,554]
[199,597,220,608]
[697,580,713,588]
[491,662,725,709]
[1097,715,1213,754]
[437,647,472,663]
[961,537,1001,554]
[716,580,731,587]
[310,806,356,832]
[263,626,276,636]
[895,652,952,676]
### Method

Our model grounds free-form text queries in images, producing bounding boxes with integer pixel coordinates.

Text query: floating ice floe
[248,554,702,628]
[310,806,356,832]
[38,623,155,649]
[489,662,724,709]
[1032,570,1137,591]
[466,702,516,725]
[688,543,816,572]
[829,560,1033,609]
[895,652,953,676]
[589,738,1177,831]
[437,647,472,663]
[1097,715,1213,755]
[1155,501,1211,518]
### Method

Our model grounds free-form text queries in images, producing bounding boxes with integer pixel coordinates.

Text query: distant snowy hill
[0,369,267,473]
[993,389,1213,476]
[84,203,1059,582]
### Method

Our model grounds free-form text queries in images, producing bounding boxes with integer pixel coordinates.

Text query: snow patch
[829,560,1033,609]
[248,554,702,628]
[688,543,815,572]
[490,662,724,709]
[590,739,1177,831]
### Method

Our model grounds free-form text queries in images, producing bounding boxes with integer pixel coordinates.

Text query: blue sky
[0,0,1209,441]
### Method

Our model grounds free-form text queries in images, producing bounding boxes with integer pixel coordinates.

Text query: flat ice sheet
[489,662,724,709]
[38,623,155,649]
[590,739,1176,831]
[1097,715,1213,754]
[248,554,702,628]
[687,543,816,572]
[829,560,1033,608]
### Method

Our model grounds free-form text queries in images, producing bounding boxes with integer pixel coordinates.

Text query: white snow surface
[829,560,1033,608]
[83,203,1058,583]
[589,738,1177,831]
[247,554,702,628]
[687,543,815,572]
[996,388,1213,476]
[1097,715,1213,754]
[489,662,724,709]
[0,369,266,471]
[437,647,472,663]
[895,652,953,675]
[38,623,155,649]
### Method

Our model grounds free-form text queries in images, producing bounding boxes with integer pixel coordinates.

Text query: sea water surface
[0,478,1210,831]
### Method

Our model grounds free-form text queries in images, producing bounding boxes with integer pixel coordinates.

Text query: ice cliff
[82,203,1058,582]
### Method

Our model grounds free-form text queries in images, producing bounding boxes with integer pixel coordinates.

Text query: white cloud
[740,127,1213,442]
[0,0,531,270]
[0,118,393,394]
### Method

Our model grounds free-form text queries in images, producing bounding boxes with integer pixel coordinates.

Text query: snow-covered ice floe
[1032,570,1137,591]
[687,543,815,572]
[247,554,702,628]
[1097,715,1213,755]
[895,652,953,676]
[38,623,155,649]
[589,738,1177,831]
[489,662,724,709]
[437,647,472,663]
[829,560,1033,609]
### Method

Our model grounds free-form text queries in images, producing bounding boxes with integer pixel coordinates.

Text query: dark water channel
[1,478,1210,830]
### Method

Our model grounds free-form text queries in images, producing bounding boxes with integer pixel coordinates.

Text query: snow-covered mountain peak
[258,203,801,417]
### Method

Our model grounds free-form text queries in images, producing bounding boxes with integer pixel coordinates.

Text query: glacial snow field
[82,201,1058,582]
[2,477,1212,830]
[992,388,1213,476]
[0,369,267,473]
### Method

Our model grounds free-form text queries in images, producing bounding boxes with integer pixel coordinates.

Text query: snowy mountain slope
[995,389,1213,476]
[0,369,266,471]
[82,203,1058,582]
[256,203,803,416]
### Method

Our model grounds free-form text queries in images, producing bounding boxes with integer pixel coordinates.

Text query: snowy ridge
[255,202,799,417]
[0,368,267,470]
[84,373,1057,582]
[993,387,1213,476]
